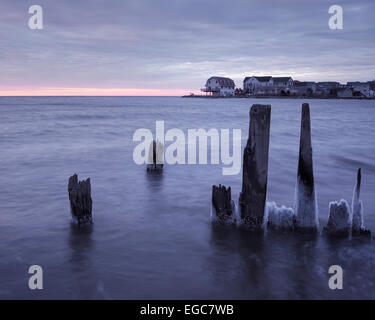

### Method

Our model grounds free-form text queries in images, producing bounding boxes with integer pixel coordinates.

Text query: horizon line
[0,95,187,97]
[0,88,201,97]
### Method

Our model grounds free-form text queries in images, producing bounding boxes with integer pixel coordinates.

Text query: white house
[273,77,294,88]
[272,77,294,95]
[243,76,293,95]
[243,76,273,94]
[202,77,235,97]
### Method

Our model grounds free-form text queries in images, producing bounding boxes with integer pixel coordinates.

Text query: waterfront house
[273,77,294,88]
[368,81,375,90]
[272,77,294,95]
[201,77,235,97]
[337,88,353,98]
[243,76,273,94]
[243,76,293,95]
[293,81,317,96]
[347,82,371,98]
[316,82,340,96]
[368,81,375,97]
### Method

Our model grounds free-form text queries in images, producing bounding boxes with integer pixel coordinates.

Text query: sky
[0,0,374,96]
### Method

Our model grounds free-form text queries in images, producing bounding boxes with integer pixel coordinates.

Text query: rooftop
[208,76,235,87]
[273,77,292,83]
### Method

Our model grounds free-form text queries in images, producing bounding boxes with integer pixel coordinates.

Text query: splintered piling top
[248,104,271,138]
[68,173,93,223]
[246,104,271,186]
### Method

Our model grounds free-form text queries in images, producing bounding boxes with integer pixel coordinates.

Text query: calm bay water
[0,96,375,299]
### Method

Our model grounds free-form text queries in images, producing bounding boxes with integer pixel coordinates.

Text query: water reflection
[208,226,331,299]
[209,225,268,298]
[68,223,94,267]
[66,223,98,299]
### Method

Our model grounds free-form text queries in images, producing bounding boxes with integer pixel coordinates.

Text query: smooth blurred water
[0,96,375,299]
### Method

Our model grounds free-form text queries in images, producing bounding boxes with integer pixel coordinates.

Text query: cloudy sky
[0,0,374,95]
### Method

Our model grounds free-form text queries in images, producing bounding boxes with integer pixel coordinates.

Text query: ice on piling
[294,103,319,231]
[324,200,351,236]
[266,202,295,231]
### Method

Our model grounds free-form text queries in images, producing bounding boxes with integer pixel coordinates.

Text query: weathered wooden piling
[294,103,319,232]
[212,184,235,223]
[147,140,164,173]
[351,168,371,236]
[324,200,351,236]
[239,104,271,227]
[68,174,93,224]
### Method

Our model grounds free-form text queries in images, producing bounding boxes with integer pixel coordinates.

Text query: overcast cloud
[0,0,374,93]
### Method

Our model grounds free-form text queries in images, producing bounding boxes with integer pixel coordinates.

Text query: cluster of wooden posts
[66,102,371,237]
[212,103,371,237]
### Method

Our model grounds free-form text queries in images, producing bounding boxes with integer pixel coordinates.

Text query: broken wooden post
[239,104,271,227]
[294,103,319,232]
[68,174,93,224]
[324,200,350,236]
[212,184,235,223]
[351,168,371,236]
[147,140,164,173]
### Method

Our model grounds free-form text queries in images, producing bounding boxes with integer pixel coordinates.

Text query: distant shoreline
[182,95,375,100]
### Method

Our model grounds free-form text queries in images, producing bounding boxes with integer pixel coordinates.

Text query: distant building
[272,77,294,95]
[337,88,353,98]
[243,76,273,94]
[293,81,316,96]
[202,77,235,97]
[368,81,375,91]
[316,82,340,96]
[243,76,293,95]
[368,81,375,97]
[347,82,371,98]
[273,77,294,88]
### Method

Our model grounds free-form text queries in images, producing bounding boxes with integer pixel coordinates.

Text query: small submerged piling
[147,140,164,173]
[68,174,93,224]
[212,184,235,223]
[239,104,271,227]
[294,103,319,232]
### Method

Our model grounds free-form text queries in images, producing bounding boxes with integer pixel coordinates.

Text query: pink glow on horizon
[0,87,202,97]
